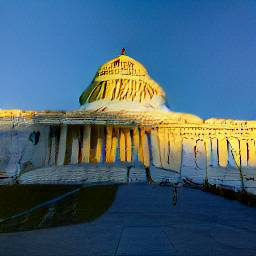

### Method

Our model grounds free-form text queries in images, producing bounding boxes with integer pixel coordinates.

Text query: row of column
[47,125,256,171]
[150,128,182,172]
[150,128,256,171]
[47,124,151,167]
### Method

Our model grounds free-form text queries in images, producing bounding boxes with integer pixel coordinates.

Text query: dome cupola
[79,50,168,112]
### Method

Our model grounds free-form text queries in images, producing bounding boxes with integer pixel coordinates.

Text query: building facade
[0,53,256,194]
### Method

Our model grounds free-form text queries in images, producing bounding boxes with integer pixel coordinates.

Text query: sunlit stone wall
[0,111,256,195]
[0,124,49,177]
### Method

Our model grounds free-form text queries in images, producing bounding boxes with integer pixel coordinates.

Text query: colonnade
[47,124,151,168]
[46,124,256,172]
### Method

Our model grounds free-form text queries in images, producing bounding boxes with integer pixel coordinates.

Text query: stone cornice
[0,110,256,139]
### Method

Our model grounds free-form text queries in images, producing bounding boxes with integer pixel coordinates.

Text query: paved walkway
[0,184,256,255]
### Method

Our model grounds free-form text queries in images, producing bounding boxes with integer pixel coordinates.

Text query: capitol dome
[79,50,168,112]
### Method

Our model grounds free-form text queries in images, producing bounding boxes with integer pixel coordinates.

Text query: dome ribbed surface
[79,55,166,105]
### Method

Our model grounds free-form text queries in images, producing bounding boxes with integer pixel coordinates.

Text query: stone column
[138,129,144,164]
[195,139,206,170]
[211,138,218,166]
[140,129,150,167]
[157,128,165,168]
[204,138,211,167]
[124,128,132,162]
[150,128,161,168]
[70,127,80,164]
[169,133,183,172]
[44,127,51,166]
[228,137,241,168]
[105,126,113,163]
[57,124,68,166]
[133,128,140,162]
[119,129,126,162]
[81,125,91,163]
[49,135,56,165]
[218,137,228,167]
[95,126,103,163]
[163,128,169,169]
[158,128,171,169]
[109,127,119,162]
[248,139,256,167]
[240,140,248,167]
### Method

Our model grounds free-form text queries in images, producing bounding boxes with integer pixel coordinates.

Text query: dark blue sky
[0,0,256,120]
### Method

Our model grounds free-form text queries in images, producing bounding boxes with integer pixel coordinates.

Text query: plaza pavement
[0,184,256,256]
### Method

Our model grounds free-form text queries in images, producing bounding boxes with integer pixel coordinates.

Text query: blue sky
[0,0,256,120]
